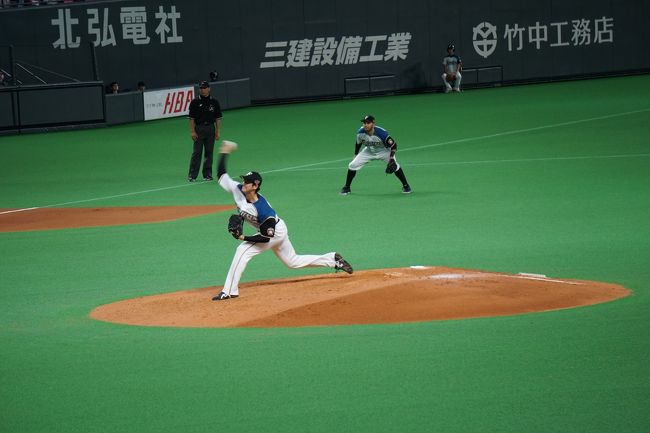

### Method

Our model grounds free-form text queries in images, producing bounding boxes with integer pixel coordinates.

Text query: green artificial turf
[1,75,649,433]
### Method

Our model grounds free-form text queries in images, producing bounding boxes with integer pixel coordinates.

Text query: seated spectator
[137,81,146,91]
[107,81,119,94]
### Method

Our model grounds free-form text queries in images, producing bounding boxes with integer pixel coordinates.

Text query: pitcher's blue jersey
[219,173,277,228]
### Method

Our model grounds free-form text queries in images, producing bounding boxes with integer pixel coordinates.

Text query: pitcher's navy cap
[240,171,262,186]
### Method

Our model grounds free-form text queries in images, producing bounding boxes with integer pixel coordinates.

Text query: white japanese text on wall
[472,16,614,59]
[51,6,183,49]
[259,33,412,69]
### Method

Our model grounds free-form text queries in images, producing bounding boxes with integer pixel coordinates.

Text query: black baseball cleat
[340,186,351,195]
[203,176,214,181]
[212,291,239,301]
[188,177,196,182]
[334,253,353,274]
[402,185,412,194]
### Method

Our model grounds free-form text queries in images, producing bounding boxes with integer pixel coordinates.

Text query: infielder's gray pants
[348,146,401,172]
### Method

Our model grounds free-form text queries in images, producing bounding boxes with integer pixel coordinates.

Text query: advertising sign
[143,86,194,121]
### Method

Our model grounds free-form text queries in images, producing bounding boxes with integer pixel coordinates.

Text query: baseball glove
[385,159,398,174]
[227,214,244,239]
[446,74,456,82]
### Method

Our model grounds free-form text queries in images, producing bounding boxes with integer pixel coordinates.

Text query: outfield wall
[1,0,648,103]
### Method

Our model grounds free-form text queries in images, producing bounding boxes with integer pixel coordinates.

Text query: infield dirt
[0,206,234,232]
[1,207,629,329]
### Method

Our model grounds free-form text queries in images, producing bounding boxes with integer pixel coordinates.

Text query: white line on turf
[3,107,649,215]
[0,207,39,215]
[263,107,650,173]
[0,183,196,215]
[406,153,650,168]
[402,107,650,154]
[281,153,650,172]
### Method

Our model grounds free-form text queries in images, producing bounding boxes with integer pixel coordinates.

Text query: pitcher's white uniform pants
[222,219,336,297]
[348,146,401,171]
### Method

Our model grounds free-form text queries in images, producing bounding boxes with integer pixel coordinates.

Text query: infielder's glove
[228,214,244,239]
[385,159,398,174]
[447,74,456,82]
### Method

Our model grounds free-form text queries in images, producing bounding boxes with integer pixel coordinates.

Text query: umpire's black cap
[361,115,375,123]
[199,81,210,89]
[447,43,455,50]
[240,171,263,187]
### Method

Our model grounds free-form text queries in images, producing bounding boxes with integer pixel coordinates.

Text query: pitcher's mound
[90,266,630,328]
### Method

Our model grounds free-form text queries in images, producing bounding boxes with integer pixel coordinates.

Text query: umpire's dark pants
[188,123,216,179]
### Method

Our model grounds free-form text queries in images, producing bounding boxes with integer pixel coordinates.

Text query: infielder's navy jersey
[356,126,391,154]
[219,173,277,228]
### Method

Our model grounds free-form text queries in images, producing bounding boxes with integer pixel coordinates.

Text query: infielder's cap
[447,43,455,50]
[199,81,210,89]
[241,171,262,186]
[361,115,375,123]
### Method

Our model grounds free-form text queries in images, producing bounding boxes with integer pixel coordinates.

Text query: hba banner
[143,86,194,121]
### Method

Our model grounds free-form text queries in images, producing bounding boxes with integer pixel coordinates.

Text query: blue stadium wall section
[1,0,648,102]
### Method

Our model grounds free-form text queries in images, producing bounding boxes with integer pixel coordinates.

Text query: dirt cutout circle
[91,267,630,328]
[0,206,234,232]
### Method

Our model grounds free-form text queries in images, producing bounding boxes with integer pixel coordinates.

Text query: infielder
[340,115,412,195]
[213,141,353,301]
[442,43,462,93]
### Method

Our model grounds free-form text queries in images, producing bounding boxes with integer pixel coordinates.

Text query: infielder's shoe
[188,177,196,182]
[402,185,412,194]
[203,176,213,181]
[340,186,351,195]
[334,253,353,274]
[212,291,239,301]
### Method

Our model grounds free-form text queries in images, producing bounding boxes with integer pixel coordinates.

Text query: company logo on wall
[472,22,498,59]
[143,86,193,121]
[259,33,412,69]
[472,16,614,59]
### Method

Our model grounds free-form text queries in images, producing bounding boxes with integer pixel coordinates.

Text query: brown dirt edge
[90,266,631,329]
[0,206,235,232]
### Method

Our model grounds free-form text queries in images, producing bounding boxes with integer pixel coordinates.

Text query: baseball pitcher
[213,141,353,301]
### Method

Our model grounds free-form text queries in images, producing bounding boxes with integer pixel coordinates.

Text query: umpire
[187,81,222,181]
